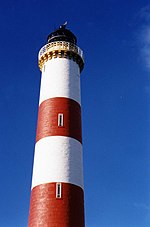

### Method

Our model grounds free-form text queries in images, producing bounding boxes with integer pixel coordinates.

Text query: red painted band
[36,97,82,143]
[28,182,85,227]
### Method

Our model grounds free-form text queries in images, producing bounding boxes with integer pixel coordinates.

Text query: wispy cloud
[133,202,150,224]
[138,5,150,70]
[140,5,150,21]
[133,202,150,210]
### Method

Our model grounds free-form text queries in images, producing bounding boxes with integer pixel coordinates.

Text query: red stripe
[36,97,82,143]
[28,182,85,227]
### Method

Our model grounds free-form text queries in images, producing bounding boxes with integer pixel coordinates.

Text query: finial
[59,21,67,29]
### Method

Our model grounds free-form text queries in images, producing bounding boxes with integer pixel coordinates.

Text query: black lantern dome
[47,23,77,45]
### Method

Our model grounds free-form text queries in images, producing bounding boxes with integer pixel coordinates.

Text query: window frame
[58,113,64,127]
[56,182,62,198]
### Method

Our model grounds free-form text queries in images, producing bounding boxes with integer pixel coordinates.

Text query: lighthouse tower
[28,24,85,227]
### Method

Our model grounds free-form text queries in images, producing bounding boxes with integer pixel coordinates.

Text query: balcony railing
[38,41,84,60]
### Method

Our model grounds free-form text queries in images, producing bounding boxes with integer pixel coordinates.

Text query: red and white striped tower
[28,24,85,227]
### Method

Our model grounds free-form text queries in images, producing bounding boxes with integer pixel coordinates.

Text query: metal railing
[38,41,84,60]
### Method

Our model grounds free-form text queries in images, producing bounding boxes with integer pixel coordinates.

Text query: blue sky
[0,0,150,226]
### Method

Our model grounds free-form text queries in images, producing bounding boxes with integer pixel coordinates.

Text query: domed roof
[47,24,77,45]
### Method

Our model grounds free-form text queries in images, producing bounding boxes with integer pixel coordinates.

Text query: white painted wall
[39,58,81,105]
[31,136,84,189]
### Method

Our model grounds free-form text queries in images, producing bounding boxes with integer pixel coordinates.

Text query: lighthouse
[28,24,85,227]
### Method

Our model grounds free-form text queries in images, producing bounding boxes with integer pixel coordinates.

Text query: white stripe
[31,136,84,189]
[39,58,81,105]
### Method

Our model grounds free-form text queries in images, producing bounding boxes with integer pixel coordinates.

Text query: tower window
[58,113,64,127]
[56,183,62,198]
